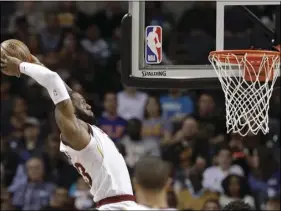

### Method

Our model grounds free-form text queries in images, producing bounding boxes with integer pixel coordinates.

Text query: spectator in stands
[5,97,29,150]
[80,23,110,62]
[160,89,194,124]
[117,86,148,120]
[264,195,280,211]
[168,115,199,145]
[27,35,43,61]
[202,146,244,193]
[8,1,44,34]
[39,12,62,54]
[9,15,30,44]
[145,2,175,38]
[9,97,29,133]
[19,117,42,163]
[195,92,225,144]
[177,166,218,210]
[59,31,81,73]
[228,133,250,177]
[121,118,160,172]
[1,136,20,187]
[91,2,125,38]
[1,188,15,210]
[98,92,127,143]
[69,177,93,210]
[40,134,78,188]
[219,174,255,209]
[162,116,200,169]
[177,2,216,37]
[201,199,220,210]
[8,157,55,210]
[142,96,166,142]
[57,1,89,31]
[1,78,14,133]
[42,187,73,211]
[108,26,122,57]
[248,147,280,209]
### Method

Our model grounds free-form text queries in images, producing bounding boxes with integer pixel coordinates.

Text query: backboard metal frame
[120,1,280,89]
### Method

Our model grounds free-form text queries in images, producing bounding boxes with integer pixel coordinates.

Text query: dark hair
[128,118,142,128]
[103,92,116,102]
[222,174,250,198]
[144,96,162,119]
[15,15,28,26]
[255,147,279,181]
[222,200,253,211]
[180,115,198,127]
[134,156,171,190]
[215,144,231,156]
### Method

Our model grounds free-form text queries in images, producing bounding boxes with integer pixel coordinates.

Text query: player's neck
[137,190,168,209]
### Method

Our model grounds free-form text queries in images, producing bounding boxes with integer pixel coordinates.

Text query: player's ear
[164,177,173,191]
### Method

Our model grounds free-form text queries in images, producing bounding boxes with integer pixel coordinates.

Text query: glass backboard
[120,1,280,89]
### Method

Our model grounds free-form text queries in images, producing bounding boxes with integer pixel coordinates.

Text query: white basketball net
[209,52,280,136]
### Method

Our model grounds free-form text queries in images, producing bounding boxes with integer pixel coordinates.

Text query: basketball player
[133,156,176,210]
[146,27,161,63]
[0,54,147,210]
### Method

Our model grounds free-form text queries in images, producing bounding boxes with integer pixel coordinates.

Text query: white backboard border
[120,1,280,89]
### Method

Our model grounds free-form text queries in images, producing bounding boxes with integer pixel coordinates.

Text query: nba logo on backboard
[145,26,162,64]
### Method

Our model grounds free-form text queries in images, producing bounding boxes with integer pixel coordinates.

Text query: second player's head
[70,92,95,124]
[133,156,171,195]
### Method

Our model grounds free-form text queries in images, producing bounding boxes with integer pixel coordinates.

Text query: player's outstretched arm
[30,54,73,94]
[1,55,90,150]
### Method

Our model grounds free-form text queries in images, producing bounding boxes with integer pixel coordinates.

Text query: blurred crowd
[0,1,280,211]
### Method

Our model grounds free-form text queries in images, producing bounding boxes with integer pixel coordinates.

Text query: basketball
[1,39,31,62]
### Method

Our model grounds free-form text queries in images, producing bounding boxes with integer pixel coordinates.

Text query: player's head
[222,200,253,211]
[133,156,171,194]
[70,91,95,123]
[153,27,157,32]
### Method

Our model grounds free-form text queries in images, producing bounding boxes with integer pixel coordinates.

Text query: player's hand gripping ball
[1,39,31,62]
[1,54,22,77]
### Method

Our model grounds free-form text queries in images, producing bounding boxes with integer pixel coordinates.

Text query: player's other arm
[17,61,89,150]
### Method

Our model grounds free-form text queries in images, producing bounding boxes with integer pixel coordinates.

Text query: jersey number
[74,163,92,187]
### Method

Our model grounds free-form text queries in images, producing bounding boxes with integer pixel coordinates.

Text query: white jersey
[60,124,134,205]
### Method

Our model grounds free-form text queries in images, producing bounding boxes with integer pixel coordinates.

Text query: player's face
[71,92,95,123]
